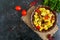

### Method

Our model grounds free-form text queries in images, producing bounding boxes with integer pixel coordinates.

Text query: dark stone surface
[0,0,42,40]
[1,0,60,40]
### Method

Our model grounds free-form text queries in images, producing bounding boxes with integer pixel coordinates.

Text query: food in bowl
[31,6,56,32]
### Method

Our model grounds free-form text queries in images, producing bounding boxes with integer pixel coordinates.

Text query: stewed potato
[33,7,55,31]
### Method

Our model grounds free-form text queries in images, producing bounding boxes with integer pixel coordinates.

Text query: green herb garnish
[43,0,60,12]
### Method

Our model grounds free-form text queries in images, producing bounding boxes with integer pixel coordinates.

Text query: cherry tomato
[48,38,54,40]
[47,34,51,38]
[36,26,40,30]
[47,34,54,40]
[35,9,41,13]
[15,6,21,11]
[22,9,27,16]
[30,1,37,7]
[44,15,50,19]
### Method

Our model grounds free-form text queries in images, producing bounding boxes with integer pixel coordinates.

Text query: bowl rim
[30,5,57,32]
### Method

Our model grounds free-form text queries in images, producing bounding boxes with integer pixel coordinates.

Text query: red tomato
[44,15,50,19]
[48,38,54,40]
[47,34,51,38]
[22,9,27,16]
[47,34,54,40]
[36,26,40,30]
[15,6,21,11]
[35,9,41,13]
[30,1,37,7]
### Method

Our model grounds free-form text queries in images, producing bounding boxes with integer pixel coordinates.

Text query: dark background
[0,0,60,40]
[0,0,42,40]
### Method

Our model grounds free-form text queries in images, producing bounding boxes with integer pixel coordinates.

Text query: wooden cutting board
[21,6,58,40]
